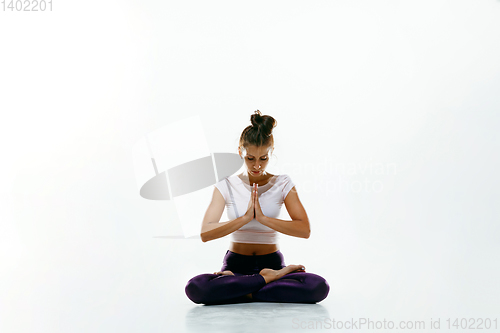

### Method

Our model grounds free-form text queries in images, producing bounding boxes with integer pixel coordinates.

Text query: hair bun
[239,110,277,150]
[250,110,276,137]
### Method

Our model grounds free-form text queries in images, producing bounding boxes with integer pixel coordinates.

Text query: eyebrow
[246,154,268,158]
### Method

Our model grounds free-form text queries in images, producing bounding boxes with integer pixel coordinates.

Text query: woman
[185,110,330,305]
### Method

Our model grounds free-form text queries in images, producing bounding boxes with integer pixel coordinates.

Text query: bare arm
[254,185,310,239]
[200,186,253,242]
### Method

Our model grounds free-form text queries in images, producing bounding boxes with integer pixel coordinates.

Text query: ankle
[259,268,275,284]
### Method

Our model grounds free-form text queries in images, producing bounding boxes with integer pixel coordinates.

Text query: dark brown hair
[239,110,277,153]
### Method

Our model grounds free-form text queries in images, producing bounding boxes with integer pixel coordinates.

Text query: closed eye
[247,157,268,161]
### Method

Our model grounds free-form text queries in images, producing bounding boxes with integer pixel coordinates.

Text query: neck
[243,171,269,185]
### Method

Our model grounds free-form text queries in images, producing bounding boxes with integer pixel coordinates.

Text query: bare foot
[259,265,305,284]
[213,270,235,276]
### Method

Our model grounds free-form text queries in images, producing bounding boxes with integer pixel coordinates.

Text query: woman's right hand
[243,184,257,222]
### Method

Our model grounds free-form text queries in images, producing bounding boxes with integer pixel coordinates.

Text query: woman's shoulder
[275,174,293,181]
[215,174,240,186]
[258,173,293,185]
[272,174,294,187]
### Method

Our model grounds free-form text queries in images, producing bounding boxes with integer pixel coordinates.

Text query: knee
[309,274,330,303]
[185,274,211,304]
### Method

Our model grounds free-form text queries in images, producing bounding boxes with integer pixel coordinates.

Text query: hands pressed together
[244,183,265,223]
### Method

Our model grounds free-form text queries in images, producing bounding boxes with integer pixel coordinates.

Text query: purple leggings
[185,250,330,305]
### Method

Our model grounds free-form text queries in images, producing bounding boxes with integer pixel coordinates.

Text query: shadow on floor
[185,302,330,332]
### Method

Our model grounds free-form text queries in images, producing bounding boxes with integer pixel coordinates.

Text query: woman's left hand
[253,183,266,222]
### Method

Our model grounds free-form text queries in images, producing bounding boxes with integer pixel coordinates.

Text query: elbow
[200,232,209,243]
[302,220,311,239]
[303,229,311,239]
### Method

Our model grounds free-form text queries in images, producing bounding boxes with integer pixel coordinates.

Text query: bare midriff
[229,242,278,256]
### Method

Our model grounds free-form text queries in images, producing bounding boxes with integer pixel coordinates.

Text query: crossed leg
[185,272,265,305]
[252,272,330,303]
[185,265,329,305]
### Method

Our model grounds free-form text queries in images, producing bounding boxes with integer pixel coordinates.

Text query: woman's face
[239,144,272,178]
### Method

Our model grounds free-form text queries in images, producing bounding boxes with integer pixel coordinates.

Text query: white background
[1,1,499,332]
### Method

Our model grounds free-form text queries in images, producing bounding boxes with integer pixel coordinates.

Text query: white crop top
[214,174,295,244]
